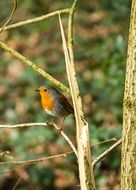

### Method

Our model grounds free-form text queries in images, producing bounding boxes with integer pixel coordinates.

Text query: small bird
[35,86,74,118]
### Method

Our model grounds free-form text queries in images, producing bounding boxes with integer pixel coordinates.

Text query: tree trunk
[121,0,136,189]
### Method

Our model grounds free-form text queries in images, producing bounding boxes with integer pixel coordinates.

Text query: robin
[35,86,74,118]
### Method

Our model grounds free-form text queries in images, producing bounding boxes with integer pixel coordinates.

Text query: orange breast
[40,92,54,111]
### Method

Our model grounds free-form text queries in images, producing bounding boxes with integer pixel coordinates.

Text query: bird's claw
[57,126,63,132]
[47,119,55,126]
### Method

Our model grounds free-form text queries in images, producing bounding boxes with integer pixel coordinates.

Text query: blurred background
[0,0,131,189]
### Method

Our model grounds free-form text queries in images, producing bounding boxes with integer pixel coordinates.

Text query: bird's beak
[35,89,39,92]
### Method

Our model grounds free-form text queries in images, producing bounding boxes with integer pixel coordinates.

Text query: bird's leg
[47,118,63,132]
[58,117,66,131]
[47,117,66,132]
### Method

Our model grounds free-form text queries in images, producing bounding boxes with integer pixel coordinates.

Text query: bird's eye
[44,89,47,92]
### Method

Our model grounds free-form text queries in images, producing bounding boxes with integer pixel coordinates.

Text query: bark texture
[121,1,136,189]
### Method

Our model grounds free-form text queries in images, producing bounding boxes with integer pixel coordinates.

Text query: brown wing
[57,95,74,114]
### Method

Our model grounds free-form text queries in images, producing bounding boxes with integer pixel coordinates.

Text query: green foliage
[28,166,55,189]
[0,0,131,189]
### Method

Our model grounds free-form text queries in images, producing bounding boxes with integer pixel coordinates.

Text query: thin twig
[91,138,119,147]
[0,121,78,158]
[0,138,119,167]
[67,0,78,68]
[0,122,118,162]
[0,122,47,129]
[0,41,70,94]
[1,8,70,31]
[0,151,73,166]
[12,176,22,190]
[0,0,17,33]
[0,136,119,167]
[92,139,122,168]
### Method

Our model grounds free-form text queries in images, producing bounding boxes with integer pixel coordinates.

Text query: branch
[0,121,119,164]
[92,138,122,168]
[0,122,47,129]
[0,41,70,94]
[67,0,78,50]
[0,0,17,33]
[91,137,119,147]
[67,1,96,189]
[0,138,119,166]
[59,0,96,188]
[0,121,78,158]
[12,176,22,190]
[47,121,78,158]
[0,151,73,166]
[0,8,70,31]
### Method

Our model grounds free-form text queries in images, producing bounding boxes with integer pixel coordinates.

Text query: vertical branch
[121,0,136,189]
[60,0,95,189]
